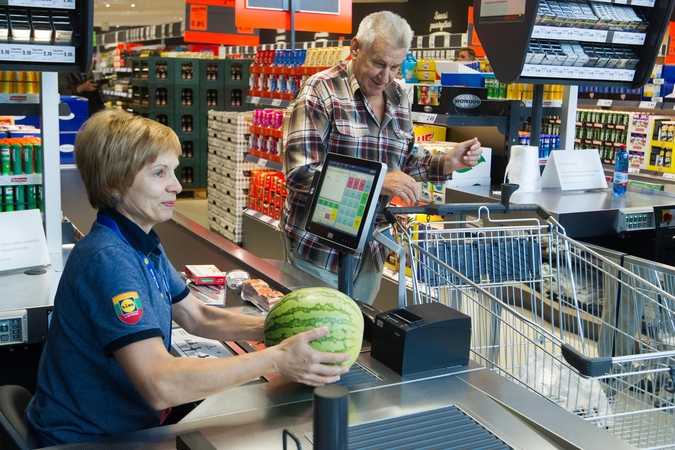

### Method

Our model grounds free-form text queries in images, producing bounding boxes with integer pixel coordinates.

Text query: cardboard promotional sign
[0,209,50,273]
[541,150,608,191]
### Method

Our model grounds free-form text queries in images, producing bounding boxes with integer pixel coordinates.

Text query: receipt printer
[371,302,471,376]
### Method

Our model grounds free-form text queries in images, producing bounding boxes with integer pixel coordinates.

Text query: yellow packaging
[305,48,318,66]
[414,124,447,142]
[417,70,437,83]
[417,59,436,71]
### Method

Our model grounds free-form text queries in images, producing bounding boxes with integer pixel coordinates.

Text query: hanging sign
[185,0,260,45]
[235,0,351,33]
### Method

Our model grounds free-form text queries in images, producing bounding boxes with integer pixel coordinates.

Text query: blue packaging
[440,73,483,87]
[59,131,78,165]
[662,65,675,83]
[59,96,89,132]
[13,116,41,127]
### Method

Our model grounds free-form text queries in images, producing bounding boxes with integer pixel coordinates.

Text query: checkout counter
[445,184,675,265]
[0,167,642,449]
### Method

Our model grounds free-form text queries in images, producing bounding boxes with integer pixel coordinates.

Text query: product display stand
[40,72,64,265]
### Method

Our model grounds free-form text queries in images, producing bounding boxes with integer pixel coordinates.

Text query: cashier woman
[26,108,350,447]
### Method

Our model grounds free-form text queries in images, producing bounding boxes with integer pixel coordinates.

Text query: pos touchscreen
[304,153,387,254]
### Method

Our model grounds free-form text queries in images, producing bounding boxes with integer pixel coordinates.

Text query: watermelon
[263,287,364,368]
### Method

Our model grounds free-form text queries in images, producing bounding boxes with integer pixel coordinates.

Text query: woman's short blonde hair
[74,108,181,210]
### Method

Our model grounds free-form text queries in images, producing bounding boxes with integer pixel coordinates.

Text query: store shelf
[244,154,283,171]
[0,173,42,187]
[0,97,71,117]
[98,67,132,74]
[473,0,675,87]
[2,0,77,8]
[102,89,132,99]
[520,65,635,82]
[246,95,290,108]
[244,208,279,228]
[530,26,646,45]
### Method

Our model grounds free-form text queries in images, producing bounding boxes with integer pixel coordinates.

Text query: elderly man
[281,11,483,305]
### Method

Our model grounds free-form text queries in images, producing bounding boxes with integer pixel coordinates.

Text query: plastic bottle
[613,145,629,196]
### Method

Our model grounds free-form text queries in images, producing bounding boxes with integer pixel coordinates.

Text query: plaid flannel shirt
[281,61,449,275]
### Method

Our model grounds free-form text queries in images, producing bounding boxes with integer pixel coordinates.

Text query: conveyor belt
[348,404,511,450]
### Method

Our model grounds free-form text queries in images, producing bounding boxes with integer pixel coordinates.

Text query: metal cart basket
[377,186,675,449]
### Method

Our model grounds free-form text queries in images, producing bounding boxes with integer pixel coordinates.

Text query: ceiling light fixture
[130,3,135,6]
[105,3,110,6]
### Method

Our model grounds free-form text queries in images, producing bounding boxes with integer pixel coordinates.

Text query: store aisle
[62,166,209,232]
[174,199,209,228]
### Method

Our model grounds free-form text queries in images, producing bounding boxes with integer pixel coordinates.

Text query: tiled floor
[174,199,209,229]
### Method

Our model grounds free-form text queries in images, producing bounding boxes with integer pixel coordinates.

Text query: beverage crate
[176,159,204,189]
[224,86,248,112]
[149,111,175,129]
[175,86,201,112]
[173,58,200,86]
[175,112,201,140]
[200,85,224,113]
[148,84,174,110]
[146,56,174,83]
[223,59,253,86]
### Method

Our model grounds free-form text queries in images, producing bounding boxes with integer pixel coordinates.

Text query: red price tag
[189,5,208,31]
[237,27,254,34]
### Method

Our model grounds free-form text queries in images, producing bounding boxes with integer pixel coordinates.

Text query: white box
[450,147,492,181]
[445,177,492,188]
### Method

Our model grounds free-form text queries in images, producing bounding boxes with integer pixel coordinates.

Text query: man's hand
[381,170,419,204]
[443,137,483,175]
[76,79,98,94]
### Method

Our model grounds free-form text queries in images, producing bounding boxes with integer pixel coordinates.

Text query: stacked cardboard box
[206,110,256,244]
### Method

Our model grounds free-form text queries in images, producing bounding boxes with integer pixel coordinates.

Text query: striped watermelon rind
[263,287,364,368]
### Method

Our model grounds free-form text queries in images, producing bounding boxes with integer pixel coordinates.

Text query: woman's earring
[114,193,120,206]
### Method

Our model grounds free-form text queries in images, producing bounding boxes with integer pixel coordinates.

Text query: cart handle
[561,343,612,377]
[384,183,552,224]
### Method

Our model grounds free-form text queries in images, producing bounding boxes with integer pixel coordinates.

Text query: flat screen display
[480,0,526,19]
[305,153,386,254]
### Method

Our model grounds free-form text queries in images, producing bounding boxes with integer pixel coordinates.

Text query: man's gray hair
[355,11,413,54]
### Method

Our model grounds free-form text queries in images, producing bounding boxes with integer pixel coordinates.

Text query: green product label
[34,144,42,174]
[23,144,33,175]
[1,145,9,176]
[15,185,25,210]
[26,185,36,209]
[3,186,14,212]
[10,144,22,175]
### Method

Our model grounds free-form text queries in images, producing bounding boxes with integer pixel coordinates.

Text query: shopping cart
[375,185,675,449]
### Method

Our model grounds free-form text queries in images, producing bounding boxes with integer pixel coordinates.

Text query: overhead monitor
[479,0,526,21]
[304,153,387,255]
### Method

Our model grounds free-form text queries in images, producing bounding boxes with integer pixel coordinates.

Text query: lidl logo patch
[112,291,143,325]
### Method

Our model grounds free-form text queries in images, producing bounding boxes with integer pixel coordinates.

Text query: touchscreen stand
[304,153,387,299]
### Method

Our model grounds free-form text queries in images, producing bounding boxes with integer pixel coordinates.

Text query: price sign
[189,5,208,31]
[629,167,641,174]
[411,112,437,124]
[271,99,282,107]
[597,99,613,107]
[257,158,267,167]
[249,96,260,104]
[662,173,675,179]
[531,26,545,39]
[654,78,665,85]
[639,101,657,109]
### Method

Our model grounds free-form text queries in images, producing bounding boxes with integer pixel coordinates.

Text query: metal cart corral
[380,189,675,449]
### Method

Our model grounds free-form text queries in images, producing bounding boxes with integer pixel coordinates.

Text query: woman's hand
[270,327,350,386]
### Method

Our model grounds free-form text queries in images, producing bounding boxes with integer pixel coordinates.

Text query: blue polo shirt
[26,208,190,447]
